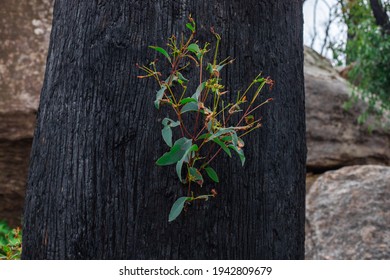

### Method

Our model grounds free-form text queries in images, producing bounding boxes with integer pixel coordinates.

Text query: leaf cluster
[346,18,390,121]
[138,15,273,221]
[0,220,22,260]
[329,1,390,124]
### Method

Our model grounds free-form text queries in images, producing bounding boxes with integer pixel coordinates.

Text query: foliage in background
[0,220,22,260]
[342,0,389,122]
[138,16,273,222]
[312,0,390,124]
[345,15,390,123]
[341,0,390,123]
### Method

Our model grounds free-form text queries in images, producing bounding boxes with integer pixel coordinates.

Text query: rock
[306,172,321,190]
[0,0,52,113]
[305,165,390,259]
[304,47,390,171]
[0,0,53,227]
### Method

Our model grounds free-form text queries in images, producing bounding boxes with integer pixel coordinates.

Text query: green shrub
[0,220,22,260]
[327,1,390,124]
[347,18,390,121]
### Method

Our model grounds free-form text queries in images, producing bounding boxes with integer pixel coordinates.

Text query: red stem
[204,147,222,168]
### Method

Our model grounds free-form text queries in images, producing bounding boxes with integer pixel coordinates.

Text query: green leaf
[179,97,197,105]
[186,23,195,32]
[181,102,198,113]
[197,133,211,140]
[220,134,244,148]
[176,144,198,183]
[165,74,178,84]
[207,120,213,132]
[231,131,238,147]
[2,246,10,253]
[205,166,219,183]
[149,46,171,63]
[191,82,206,100]
[168,197,191,222]
[189,167,204,185]
[156,137,192,166]
[220,135,232,142]
[177,72,189,83]
[154,86,167,109]
[188,43,201,55]
[208,127,236,141]
[162,117,180,127]
[216,64,226,72]
[229,145,246,166]
[206,63,213,74]
[212,138,232,157]
[162,126,173,147]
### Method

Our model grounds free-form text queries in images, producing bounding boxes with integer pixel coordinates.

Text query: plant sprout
[138,15,274,222]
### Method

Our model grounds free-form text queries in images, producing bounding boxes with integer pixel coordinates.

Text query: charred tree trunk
[22,0,306,259]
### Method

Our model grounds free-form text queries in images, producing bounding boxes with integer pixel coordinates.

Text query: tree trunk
[370,0,390,34]
[22,0,306,259]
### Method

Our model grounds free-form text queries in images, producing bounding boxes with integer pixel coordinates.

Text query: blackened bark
[22,0,306,259]
[369,0,390,34]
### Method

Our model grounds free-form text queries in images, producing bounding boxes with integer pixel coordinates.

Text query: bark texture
[369,0,390,34]
[23,0,306,259]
